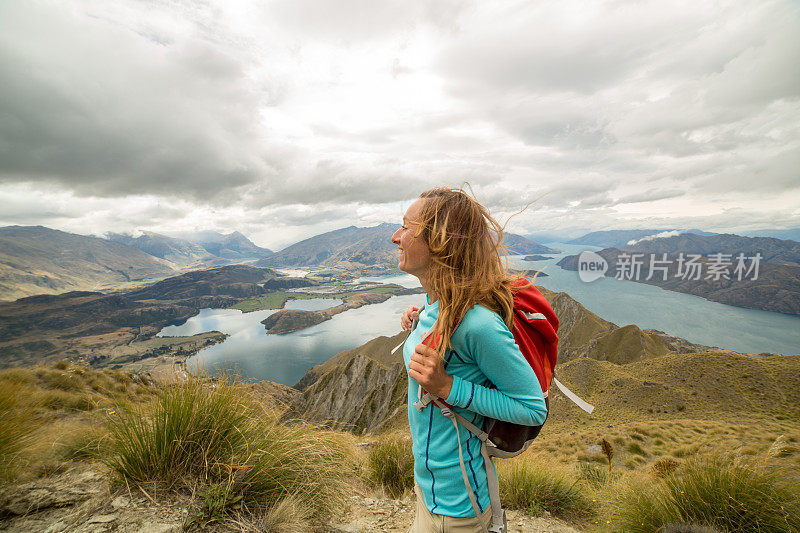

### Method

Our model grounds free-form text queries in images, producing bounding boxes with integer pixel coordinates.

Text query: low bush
[367,437,415,498]
[498,458,592,520]
[610,453,800,532]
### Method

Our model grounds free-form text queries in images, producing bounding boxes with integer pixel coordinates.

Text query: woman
[391,187,549,533]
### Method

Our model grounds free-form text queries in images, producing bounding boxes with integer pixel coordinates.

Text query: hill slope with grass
[3,353,798,533]
[0,225,177,302]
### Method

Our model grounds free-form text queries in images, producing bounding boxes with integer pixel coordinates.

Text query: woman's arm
[445,309,547,426]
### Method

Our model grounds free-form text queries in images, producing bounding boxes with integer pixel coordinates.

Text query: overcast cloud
[0,0,797,249]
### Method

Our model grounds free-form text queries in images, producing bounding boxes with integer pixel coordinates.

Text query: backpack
[393,277,594,533]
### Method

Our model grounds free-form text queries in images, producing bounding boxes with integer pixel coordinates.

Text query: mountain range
[257,222,558,272]
[3,222,798,309]
[105,230,273,266]
[567,228,717,249]
[0,227,277,301]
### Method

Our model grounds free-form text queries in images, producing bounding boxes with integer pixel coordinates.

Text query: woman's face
[391,198,431,279]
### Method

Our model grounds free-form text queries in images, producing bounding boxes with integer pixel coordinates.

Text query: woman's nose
[391,227,401,244]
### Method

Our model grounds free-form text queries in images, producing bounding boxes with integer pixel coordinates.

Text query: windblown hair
[416,186,527,357]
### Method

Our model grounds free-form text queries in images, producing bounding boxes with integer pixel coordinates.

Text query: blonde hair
[415,186,527,356]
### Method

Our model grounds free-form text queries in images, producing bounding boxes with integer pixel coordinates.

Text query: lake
[169,294,420,386]
[502,243,800,356]
[165,243,799,385]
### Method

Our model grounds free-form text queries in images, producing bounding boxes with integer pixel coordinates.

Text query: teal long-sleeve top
[403,295,548,518]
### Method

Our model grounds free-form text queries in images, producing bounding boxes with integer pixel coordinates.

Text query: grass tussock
[575,461,618,487]
[498,457,592,521]
[105,372,254,488]
[104,371,355,529]
[367,437,415,498]
[609,453,800,532]
[53,423,110,462]
[0,380,40,480]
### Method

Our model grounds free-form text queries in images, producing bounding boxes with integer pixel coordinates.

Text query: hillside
[104,231,215,267]
[621,232,800,266]
[567,229,716,248]
[548,350,800,426]
[0,225,176,301]
[124,264,280,300]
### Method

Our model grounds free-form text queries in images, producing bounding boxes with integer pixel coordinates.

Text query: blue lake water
[163,243,799,386]
[512,243,800,356]
[170,294,420,385]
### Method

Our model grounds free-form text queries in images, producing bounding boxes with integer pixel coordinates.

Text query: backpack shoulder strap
[432,398,506,533]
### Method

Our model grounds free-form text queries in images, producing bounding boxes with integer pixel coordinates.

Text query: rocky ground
[327,493,583,533]
[0,465,186,533]
[0,466,582,533]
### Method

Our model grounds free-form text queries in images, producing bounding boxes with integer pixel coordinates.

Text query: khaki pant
[407,483,492,533]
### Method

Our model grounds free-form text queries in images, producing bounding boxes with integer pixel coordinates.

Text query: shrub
[651,458,679,478]
[498,458,592,520]
[610,453,800,532]
[367,437,415,498]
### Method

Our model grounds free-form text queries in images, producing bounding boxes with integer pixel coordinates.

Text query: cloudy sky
[1,0,798,249]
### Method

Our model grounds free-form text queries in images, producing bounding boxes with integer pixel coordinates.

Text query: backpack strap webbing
[433,398,506,533]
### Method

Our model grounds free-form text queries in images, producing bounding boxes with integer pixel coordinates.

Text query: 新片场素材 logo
[578,251,608,282]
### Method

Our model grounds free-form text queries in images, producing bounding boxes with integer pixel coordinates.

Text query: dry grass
[366,436,415,498]
[104,371,357,529]
[0,361,156,483]
[498,455,593,521]
[606,453,800,532]
[0,380,40,481]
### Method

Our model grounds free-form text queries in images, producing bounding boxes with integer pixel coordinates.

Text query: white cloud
[627,230,683,246]
[0,0,797,243]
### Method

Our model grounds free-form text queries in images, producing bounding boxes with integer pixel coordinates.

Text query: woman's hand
[401,305,420,331]
[408,342,453,399]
